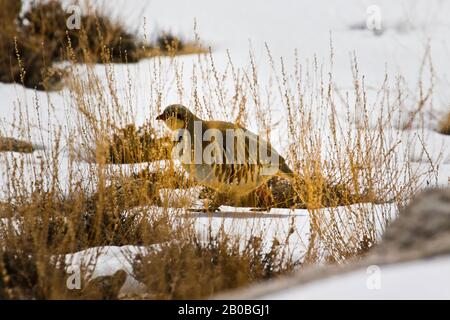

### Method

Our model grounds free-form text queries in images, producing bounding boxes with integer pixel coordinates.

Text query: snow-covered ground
[61,245,150,295]
[58,202,396,296]
[261,256,450,299]
[1,0,450,298]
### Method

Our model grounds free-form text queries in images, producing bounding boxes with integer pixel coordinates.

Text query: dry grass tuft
[0,137,35,153]
[133,233,297,299]
[107,124,172,164]
[0,0,206,90]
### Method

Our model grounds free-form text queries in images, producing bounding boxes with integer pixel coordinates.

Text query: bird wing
[202,120,293,176]
[203,120,257,165]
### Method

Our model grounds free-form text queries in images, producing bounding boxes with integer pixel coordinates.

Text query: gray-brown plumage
[156,104,294,204]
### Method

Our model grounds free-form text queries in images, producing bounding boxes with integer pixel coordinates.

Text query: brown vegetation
[0,0,206,90]
[0,137,34,153]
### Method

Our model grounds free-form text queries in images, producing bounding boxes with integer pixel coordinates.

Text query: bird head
[156,104,198,131]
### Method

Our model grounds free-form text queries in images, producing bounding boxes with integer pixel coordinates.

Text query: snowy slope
[261,256,450,299]
[77,0,450,106]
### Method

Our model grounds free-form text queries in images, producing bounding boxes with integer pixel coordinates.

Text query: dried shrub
[107,124,172,164]
[0,137,35,153]
[0,0,206,90]
[19,0,141,63]
[157,33,184,52]
[133,235,296,299]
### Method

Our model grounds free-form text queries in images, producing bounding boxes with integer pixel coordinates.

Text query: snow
[62,245,150,295]
[57,202,395,295]
[1,0,450,298]
[261,255,450,299]
[78,0,450,108]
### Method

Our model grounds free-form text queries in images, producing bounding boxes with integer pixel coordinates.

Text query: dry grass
[107,124,172,164]
[0,0,206,90]
[132,233,297,299]
[0,4,439,299]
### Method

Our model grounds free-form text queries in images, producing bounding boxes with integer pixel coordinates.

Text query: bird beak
[156,113,165,121]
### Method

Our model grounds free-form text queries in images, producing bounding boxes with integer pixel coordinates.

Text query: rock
[372,188,450,262]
